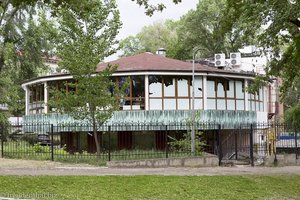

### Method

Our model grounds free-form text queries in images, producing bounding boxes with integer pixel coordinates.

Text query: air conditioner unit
[214,53,225,67]
[230,52,241,66]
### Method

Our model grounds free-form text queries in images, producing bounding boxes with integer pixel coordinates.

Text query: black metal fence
[0,122,299,165]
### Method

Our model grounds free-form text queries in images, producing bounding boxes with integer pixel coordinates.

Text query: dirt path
[1,158,300,176]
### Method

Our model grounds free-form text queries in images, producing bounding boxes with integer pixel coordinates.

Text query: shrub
[21,134,39,146]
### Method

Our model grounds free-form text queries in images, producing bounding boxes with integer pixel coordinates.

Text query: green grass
[0,175,300,200]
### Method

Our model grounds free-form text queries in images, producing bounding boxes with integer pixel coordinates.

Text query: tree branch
[0,1,9,27]
[290,19,300,28]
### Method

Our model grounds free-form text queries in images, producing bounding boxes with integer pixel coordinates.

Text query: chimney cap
[156,48,166,57]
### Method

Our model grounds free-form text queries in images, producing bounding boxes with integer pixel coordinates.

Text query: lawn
[0,175,300,200]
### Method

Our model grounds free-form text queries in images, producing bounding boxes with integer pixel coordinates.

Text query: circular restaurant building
[21,52,269,156]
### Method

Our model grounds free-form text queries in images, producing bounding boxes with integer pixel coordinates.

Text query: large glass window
[149,75,163,110]
[190,77,203,109]
[149,76,203,111]
[150,99,162,110]
[131,76,145,110]
[235,80,245,111]
[207,77,245,111]
[116,76,145,110]
[149,76,162,97]
[193,77,203,97]
[164,99,176,110]
[29,84,45,114]
[164,76,175,97]
[248,82,264,112]
[178,78,189,97]
[207,79,215,98]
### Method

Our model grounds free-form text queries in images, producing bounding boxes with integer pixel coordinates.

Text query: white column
[245,79,249,111]
[145,75,149,111]
[44,81,48,114]
[203,75,207,110]
[24,86,30,115]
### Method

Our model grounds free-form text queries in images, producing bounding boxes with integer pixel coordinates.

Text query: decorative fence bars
[0,122,299,165]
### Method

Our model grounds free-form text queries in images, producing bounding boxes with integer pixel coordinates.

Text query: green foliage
[169,131,205,156]
[120,0,256,60]
[0,2,58,117]
[283,77,300,110]
[130,0,182,16]
[119,20,182,59]
[119,36,145,57]
[226,0,300,98]
[50,0,123,157]
[0,114,9,141]
[21,134,38,146]
[32,143,49,153]
[169,111,206,156]
[51,0,122,124]
[177,0,257,59]
[284,104,300,130]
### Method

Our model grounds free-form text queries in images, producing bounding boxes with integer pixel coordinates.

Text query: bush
[169,131,206,156]
[33,144,50,153]
[21,134,39,146]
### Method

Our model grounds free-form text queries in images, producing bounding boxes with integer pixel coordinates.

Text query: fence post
[249,124,254,167]
[295,129,298,160]
[235,125,238,160]
[51,124,54,162]
[1,124,3,158]
[108,126,111,161]
[165,125,168,159]
[217,124,222,166]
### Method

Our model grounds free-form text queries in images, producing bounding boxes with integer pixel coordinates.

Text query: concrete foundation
[263,154,300,166]
[108,154,219,168]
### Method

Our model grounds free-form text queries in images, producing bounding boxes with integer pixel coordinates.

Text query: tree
[130,0,183,16]
[119,36,145,57]
[14,0,183,16]
[225,0,300,97]
[51,0,123,158]
[169,112,206,156]
[120,0,257,60]
[283,77,300,128]
[0,1,57,118]
[119,20,182,58]
[177,0,257,60]
[224,0,300,126]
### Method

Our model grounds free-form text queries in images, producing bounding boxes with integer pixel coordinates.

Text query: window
[117,76,145,110]
[29,84,45,114]
[207,77,245,111]
[248,82,264,111]
[149,75,163,110]
[149,76,203,111]
[235,81,245,110]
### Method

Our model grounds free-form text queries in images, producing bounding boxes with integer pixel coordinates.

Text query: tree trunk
[93,120,101,159]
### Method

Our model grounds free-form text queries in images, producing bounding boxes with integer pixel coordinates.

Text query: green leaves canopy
[226,0,300,97]
[52,0,122,125]
[0,1,57,116]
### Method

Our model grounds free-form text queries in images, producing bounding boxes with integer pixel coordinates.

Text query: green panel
[23,110,256,132]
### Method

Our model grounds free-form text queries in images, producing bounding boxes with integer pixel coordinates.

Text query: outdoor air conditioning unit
[230,52,241,66]
[214,53,225,67]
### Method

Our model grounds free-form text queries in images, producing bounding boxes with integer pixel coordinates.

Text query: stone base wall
[107,155,219,168]
[263,154,300,166]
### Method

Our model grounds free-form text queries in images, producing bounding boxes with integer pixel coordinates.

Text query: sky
[105,0,198,61]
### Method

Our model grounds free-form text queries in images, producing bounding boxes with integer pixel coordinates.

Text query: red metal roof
[96,52,223,73]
